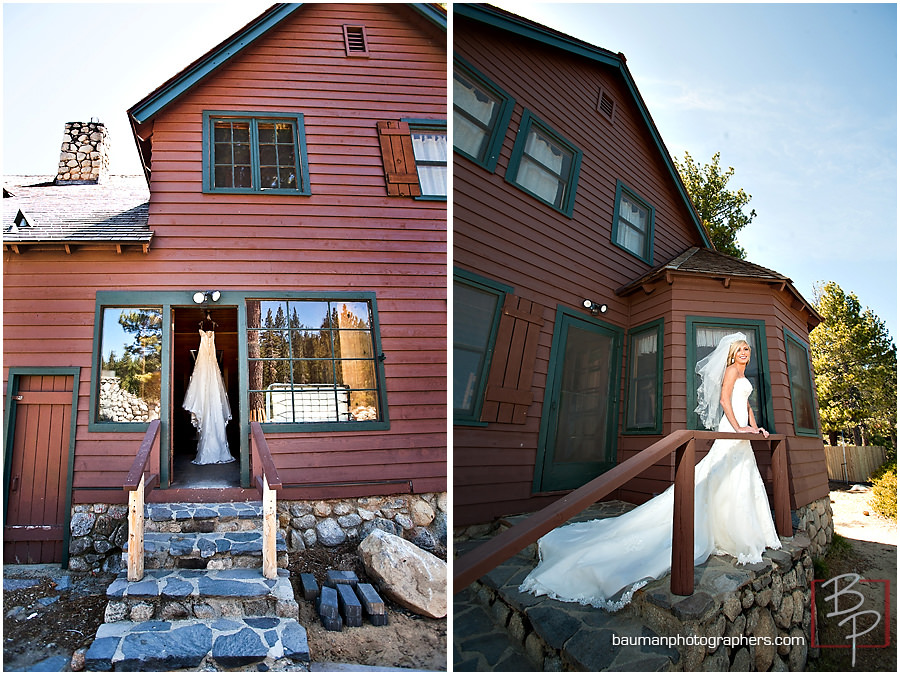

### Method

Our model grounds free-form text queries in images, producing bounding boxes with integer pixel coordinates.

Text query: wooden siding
[453,17,828,526]
[3,4,446,502]
[454,16,708,525]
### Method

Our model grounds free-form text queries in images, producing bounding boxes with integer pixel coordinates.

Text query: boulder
[358,529,446,618]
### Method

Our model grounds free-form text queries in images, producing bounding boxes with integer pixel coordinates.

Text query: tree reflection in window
[247,299,380,424]
[98,307,162,422]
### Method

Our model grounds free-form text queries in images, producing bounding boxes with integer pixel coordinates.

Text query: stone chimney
[55,121,110,184]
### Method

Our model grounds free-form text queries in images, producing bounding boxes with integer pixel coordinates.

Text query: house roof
[127,3,447,185]
[455,3,712,250]
[617,246,822,325]
[2,175,151,254]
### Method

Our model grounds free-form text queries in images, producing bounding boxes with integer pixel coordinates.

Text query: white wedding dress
[519,377,781,611]
[183,330,234,465]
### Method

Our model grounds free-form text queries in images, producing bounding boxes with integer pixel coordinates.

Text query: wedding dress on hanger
[519,332,782,611]
[183,330,234,465]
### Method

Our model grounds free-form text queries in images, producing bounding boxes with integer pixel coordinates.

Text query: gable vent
[597,88,615,121]
[343,25,369,56]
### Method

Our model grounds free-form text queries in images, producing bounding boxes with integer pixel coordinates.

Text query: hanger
[199,309,218,331]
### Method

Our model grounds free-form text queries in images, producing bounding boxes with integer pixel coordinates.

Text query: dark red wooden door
[4,374,74,563]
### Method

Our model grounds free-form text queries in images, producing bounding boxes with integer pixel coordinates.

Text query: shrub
[868,465,897,521]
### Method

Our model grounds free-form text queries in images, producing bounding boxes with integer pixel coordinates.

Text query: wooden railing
[453,430,789,596]
[250,421,282,580]
[123,419,161,582]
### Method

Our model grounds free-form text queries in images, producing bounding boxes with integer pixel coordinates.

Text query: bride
[519,332,782,611]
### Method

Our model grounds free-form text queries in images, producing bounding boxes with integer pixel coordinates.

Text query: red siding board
[3,4,446,500]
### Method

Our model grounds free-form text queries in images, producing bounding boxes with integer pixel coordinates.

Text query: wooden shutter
[480,295,544,424]
[376,121,421,197]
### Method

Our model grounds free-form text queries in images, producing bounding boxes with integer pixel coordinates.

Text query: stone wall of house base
[68,491,447,573]
[791,495,834,558]
[68,504,129,574]
[278,492,447,556]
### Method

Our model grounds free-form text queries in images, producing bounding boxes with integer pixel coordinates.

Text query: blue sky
[3,2,897,341]
[488,2,897,341]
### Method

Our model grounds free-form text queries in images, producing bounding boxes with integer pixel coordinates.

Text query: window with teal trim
[625,320,663,433]
[453,60,514,171]
[506,111,581,216]
[408,121,447,199]
[612,181,654,263]
[453,271,509,424]
[247,299,383,425]
[96,307,163,424]
[687,319,770,431]
[204,112,310,194]
[785,331,819,436]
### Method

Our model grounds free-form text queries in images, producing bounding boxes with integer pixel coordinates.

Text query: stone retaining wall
[278,492,448,556]
[791,495,834,558]
[68,504,128,574]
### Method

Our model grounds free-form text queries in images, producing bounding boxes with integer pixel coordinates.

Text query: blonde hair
[726,339,750,365]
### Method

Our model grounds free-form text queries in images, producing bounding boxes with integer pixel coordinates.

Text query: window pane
[98,307,162,423]
[288,301,332,329]
[258,123,276,144]
[247,298,380,424]
[453,281,500,413]
[787,340,817,431]
[517,156,564,206]
[260,166,278,188]
[453,113,489,160]
[276,123,294,144]
[692,325,763,429]
[627,330,658,429]
[212,121,251,189]
[260,144,277,166]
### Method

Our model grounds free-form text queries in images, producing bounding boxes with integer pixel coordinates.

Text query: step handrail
[453,430,789,596]
[123,419,161,582]
[250,421,280,579]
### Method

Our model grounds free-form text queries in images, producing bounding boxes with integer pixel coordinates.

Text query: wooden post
[262,475,277,580]
[127,476,145,582]
[771,438,791,536]
[671,438,695,595]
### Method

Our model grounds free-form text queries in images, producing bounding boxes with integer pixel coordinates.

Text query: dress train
[519,377,781,611]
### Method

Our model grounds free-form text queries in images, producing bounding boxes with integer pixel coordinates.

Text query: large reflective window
[97,307,162,423]
[247,299,380,424]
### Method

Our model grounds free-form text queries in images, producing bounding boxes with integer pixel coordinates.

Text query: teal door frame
[533,305,623,493]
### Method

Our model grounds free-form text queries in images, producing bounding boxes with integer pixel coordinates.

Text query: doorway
[171,306,240,488]
[535,311,622,492]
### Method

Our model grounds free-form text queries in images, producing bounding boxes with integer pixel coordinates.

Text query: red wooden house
[3,3,447,567]
[453,5,830,544]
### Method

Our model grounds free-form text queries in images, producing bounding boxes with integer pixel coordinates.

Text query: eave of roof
[455,3,712,250]
[617,247,822,325]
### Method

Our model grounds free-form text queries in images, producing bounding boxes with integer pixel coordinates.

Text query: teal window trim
[248,292,390,433]
[4,366,80,568]
[403,118,447,202]
[202,110,311,195]
[623,318,664,435]
[452,56,515,173]
[453,268,512,426]
[505,109,582,217]
[611,180,655,264]
[784,328,821,437]
[685,316,774,432]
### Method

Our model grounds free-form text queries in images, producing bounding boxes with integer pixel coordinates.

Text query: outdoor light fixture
[582,299,608,316]
[192,290,222,304]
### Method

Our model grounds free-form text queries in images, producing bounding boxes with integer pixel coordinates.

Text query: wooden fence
[824,445,888,483]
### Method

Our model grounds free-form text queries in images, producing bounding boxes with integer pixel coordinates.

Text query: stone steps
[85,502,310,671]
[103,568,299,623]
[84,616,310,671]
[124,531,288,570]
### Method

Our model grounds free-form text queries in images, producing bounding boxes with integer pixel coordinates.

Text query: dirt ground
[3,545,446,672]
[807,481,897,672]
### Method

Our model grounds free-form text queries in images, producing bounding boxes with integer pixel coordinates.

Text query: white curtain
[517,130,566,204]
[412,132,447,197]
[616,195,646,252]
[634,332,657,356]
[453,75,495,158]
